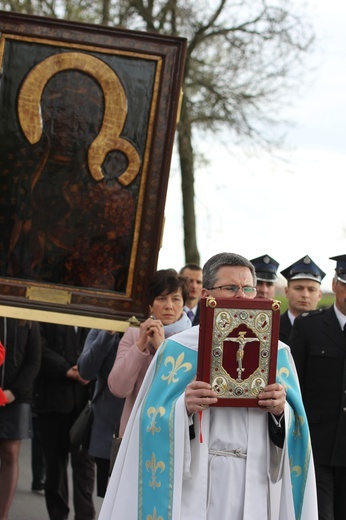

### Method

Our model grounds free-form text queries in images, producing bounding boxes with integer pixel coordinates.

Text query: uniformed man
[279,255,325,344]
[289,255,346,520]
[250,254,279,299]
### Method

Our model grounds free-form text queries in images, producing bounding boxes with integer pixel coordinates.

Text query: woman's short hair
[148,269,189,305]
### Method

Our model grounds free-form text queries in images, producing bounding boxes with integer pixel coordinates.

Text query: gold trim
[1,32,163,300]
[272,300,281,311]
[17,52,141,186]
[0,277,128,301]
[211,307,274,399]
[128,315,141,327]
[176,88,183,124]
[0,305,130,332]
[26,286,71,305]
[3,33,162,63]
[0,34,5,69]
[125,54,162,296]
[206,296,217,308]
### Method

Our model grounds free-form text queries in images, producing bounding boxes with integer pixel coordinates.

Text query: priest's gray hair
[203,252,256,290]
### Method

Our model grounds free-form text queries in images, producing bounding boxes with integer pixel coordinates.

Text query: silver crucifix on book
[224,331,259,382]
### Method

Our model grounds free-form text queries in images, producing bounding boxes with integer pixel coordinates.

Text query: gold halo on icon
[17,51,141,186]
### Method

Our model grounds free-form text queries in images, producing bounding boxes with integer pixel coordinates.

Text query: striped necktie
[187,310,194,322]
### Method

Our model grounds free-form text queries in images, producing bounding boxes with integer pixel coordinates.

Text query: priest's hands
[184,381,286,416]
[185,380,218,414]
[257,383,286,416]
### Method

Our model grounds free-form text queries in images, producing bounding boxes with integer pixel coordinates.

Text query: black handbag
[69,380,107,449]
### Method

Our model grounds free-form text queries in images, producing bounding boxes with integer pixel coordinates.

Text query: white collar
[333,303,346,330]
[287,309,296,326]
[183,304,198,315]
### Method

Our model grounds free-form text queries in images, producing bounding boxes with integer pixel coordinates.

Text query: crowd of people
[1,252,345,520]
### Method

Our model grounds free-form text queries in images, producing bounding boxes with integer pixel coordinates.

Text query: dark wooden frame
[197,297,280,407]
[0,11,186,329]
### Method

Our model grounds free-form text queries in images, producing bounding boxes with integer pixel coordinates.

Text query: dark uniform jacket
[290,306,346,466]
[192,302,201,326]
[279,310,293,345]
[34,323,90,415]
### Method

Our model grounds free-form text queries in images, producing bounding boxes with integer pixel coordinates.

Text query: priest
[99,252,318,520]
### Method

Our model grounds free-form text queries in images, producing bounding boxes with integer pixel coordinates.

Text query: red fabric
[0,388,8,405]
[0,341,5,366]
[198,410,204,443]
[0,341,7,405]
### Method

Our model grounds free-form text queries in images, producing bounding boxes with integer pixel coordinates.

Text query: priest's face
[202,266,257,299]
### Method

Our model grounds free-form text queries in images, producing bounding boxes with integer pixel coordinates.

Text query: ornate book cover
[0,11,186,329]
[197,297,280,407]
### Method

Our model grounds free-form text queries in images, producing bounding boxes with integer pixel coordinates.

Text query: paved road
[10,439,103,520]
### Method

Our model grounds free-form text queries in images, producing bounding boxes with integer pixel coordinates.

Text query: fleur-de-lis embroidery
[277,366,290,392]
[292,413,304,439]
[146,507,164,520]
[289,455,302,478]
[145,452,165,489]
[147,406,166,435]
[161,352,192,384]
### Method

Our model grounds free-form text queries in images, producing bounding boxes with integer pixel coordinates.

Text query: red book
[197,296,280,407]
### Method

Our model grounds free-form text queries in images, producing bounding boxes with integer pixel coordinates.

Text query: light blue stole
[138,341,310,520]
[276,347,311,520]
[138,339,197,520]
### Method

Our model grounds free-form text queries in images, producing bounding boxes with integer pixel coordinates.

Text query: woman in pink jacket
[108,269,191,436]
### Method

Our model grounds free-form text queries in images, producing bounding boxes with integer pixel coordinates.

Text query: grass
[275,293,334,313]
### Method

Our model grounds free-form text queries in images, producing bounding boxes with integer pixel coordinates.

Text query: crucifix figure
[224,331,260,382]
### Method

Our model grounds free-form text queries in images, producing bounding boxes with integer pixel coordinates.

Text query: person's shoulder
[121,326,140,341]
[295,307,327,323]
[299,308,326,319]
[167,325,199,349]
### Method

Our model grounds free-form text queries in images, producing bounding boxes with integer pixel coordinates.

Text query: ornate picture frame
[197,297,280,407]
[0,11,186,329]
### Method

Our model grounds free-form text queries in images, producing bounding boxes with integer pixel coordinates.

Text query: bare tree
[107,0,314,263]
[0,0,102,21]
[0,0,315,263]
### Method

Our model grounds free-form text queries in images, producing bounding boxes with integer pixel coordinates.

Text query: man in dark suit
[279,255,325,344]
[179,263,202,325]
[35,324,95,520]
[250,254,279,299]
[289,255,346,520]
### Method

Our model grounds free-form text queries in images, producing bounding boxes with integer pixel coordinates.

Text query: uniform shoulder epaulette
[299,308,325,319]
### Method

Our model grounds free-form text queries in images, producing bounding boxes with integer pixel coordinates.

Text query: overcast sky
[157,0,346,292]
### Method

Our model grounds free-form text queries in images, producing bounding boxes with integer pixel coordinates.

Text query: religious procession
[1,4,345,520]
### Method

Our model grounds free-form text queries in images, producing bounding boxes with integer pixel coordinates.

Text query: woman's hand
[185,380,218,414]
[257,383,286,416]
[136,316,165,352]
[66,365,89,385]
